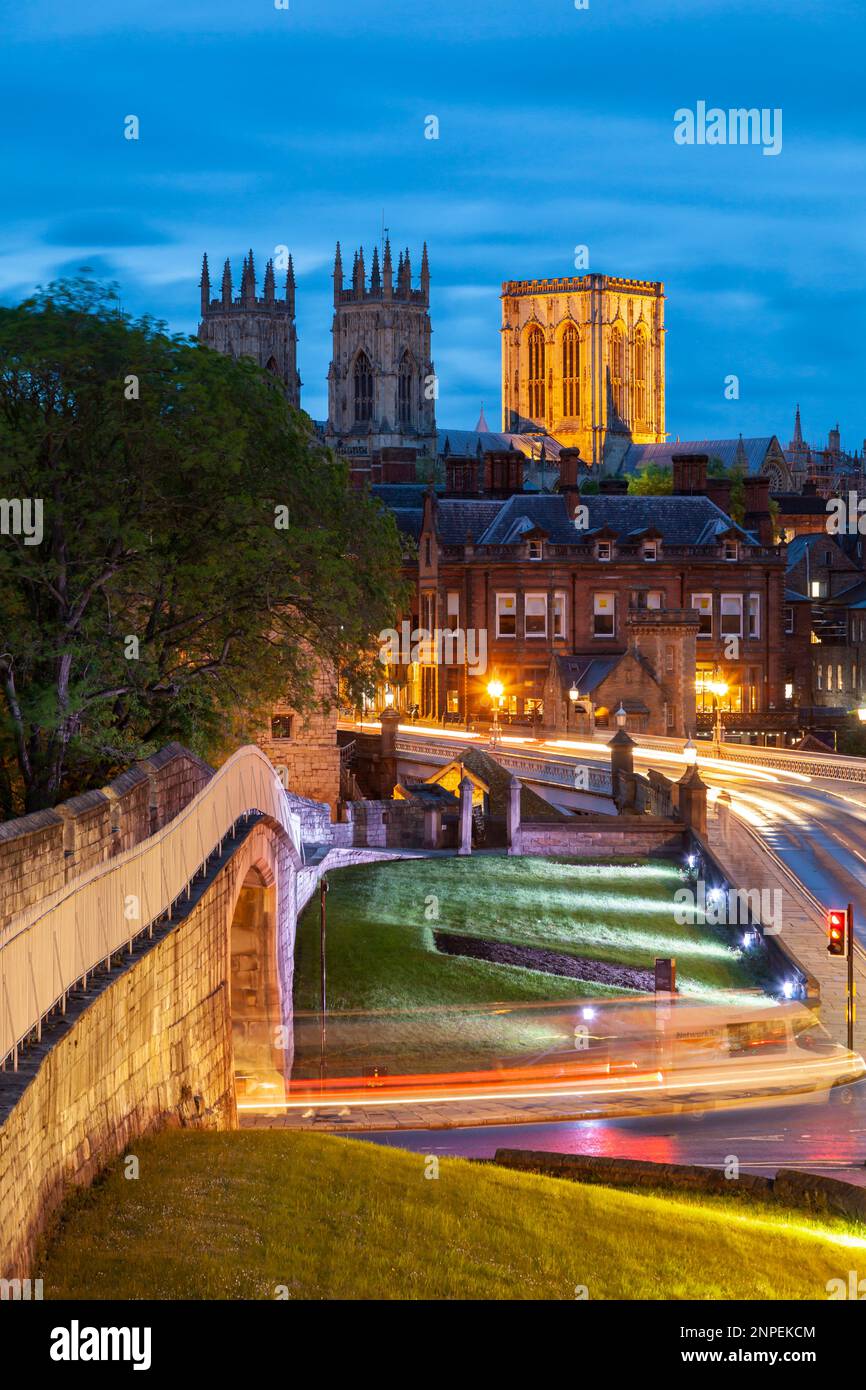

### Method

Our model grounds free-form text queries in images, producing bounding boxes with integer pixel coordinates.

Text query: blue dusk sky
[2,0,864,450]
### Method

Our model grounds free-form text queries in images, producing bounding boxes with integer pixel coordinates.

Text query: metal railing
[0,746,301,1070]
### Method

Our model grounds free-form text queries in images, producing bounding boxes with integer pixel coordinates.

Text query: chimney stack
[671,453,708,495]
[743,475,773,544]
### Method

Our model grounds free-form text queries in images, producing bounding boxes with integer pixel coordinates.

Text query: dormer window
[597,540,612,562]
[528,539,543,560]
[642,541,657,562]
[723,540,738,561]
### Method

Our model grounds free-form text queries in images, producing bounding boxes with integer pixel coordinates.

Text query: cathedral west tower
[501,272,666,470]
[326,239,437,479]
[198,249,301,408]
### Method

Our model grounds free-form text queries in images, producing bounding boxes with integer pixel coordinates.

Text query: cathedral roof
[437,428,564,460]
[619,438,781,477]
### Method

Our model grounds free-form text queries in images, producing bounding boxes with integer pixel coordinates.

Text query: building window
[642,540,657,562]
[784,681,793,701]
[635,589,664,610]
[811,579,827,598]
[665,644,675,673]
[748,593,761,638]
[527,326,545,419]
[817,665,823,691]
[633,330,648,425]
[784,606,794,635]
[593,592,615,637]
[723,540,738,561]
[562,325,579,417]
[720,594,744,637]
[525,593,548,637]
[553,591,567,639]
[271,714,293,741]
[353,351,374,423]
[691,593,713,638]
[838,663,844,691]
[597,540,612,562]
[398,350,413,426]
[446,590,460,622]
[424,537,432,567]
[611,325,626,419]
[528,539,543,560]
[496,592,517,637]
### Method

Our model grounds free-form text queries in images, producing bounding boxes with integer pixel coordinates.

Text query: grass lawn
[39,1129,863,1301]
[292,856,773,1074]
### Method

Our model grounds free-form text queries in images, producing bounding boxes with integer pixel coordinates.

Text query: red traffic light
[827,908,847,956]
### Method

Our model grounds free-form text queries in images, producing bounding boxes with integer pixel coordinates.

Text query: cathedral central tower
[325,238,437,480]
[500,272,665,470]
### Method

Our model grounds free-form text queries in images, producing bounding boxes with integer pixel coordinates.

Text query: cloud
[43,213,172,248]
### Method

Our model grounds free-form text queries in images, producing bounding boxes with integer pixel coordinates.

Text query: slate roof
[475,492,755,547]
[437,428,564,460]
[435,498,506,544]
[554,654,623,693]
[784,533,850,569]
[371,483,431,508]
[619,437,780,477]
[390,508,424,542]
[455,746,572,823]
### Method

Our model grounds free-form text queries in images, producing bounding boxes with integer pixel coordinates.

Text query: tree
[0,279,406,813]
[627,463,673,496]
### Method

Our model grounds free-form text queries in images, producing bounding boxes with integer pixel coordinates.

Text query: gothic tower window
[633,330,648,426]
[611,324,626,421]
[354,351,374,424]
[527,326,545,419]
[398,350,413,427]
[562,325,579,417]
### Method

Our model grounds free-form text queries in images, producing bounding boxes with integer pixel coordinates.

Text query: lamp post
[487,678,504,748]
[568,682,580,733]
[319,877,329,1091]
[708,680,728,753]
[383,686,395,712]
[683,737,697,767]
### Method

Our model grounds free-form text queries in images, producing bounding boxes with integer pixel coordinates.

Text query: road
[345,1078,866,1181]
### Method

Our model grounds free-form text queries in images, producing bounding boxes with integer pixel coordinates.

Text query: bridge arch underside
[0,814,299,1279]
[230,851,295,1105]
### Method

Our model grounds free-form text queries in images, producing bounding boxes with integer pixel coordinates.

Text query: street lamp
[615,703,628,730]
[683,737,697,766]
[383,686,395,709]
[708,680,729,751]
[487,678,504,747]
[568,682,580,732]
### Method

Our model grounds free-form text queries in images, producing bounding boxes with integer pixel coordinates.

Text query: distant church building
[198,250,301,408]
[325,239,437,479]
[500,273,666,470]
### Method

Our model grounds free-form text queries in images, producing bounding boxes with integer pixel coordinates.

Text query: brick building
[375,452,786,737]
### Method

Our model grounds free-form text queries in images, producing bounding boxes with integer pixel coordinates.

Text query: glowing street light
[383,687,395,708]
[683,738,697,766]
[487,678,504,747]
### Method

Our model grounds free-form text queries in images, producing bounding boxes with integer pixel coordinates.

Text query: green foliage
[0,278,406,811]
[627,463,673,495]
[839,723,866,757]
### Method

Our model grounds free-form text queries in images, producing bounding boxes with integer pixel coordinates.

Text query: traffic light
[827,908,847,957]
